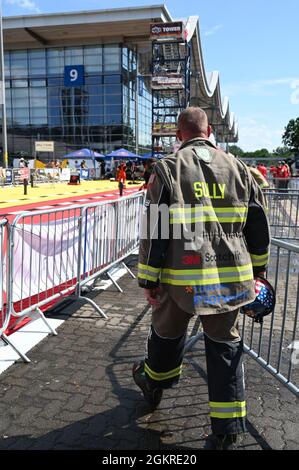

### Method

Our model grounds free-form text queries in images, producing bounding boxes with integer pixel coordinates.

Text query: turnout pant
[144,289,246,435]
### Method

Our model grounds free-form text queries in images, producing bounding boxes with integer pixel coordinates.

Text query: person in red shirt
[280,161,291,189]
[257,163,267,179]
[117,163,127,197]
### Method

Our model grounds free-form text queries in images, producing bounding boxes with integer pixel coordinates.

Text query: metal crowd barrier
[185,238,299,397]
[241,239,299,397]
[0,192,144,362]
[263,188,299,241]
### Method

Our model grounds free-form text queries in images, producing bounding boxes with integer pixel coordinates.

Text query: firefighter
[116,163,126,197]
[133,107,270,450]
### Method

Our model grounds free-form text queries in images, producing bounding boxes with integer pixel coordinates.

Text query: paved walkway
[0,260,298,450]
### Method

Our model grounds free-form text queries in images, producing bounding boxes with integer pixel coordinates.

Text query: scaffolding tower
[150,22,191,157]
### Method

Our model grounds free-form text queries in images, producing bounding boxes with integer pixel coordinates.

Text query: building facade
[1,5,237,163]
[4,44,152,160]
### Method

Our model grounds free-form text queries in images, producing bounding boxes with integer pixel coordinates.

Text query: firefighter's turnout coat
[138,138,270,313]
[137,138,270,436]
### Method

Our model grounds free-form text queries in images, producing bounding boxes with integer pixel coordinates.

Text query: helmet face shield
[241,277,276,323]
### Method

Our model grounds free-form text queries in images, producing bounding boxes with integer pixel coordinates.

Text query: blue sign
[64,65,85,87]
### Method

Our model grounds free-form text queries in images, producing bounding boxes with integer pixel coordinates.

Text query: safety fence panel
[7,192,144,328]
[263,189,299,241]
[8,206,82,322]
[0,219,9,335]
[79,193,144,287]
[240,239,299,396]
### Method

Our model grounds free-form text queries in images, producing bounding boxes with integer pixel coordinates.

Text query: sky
[2,0,299,151]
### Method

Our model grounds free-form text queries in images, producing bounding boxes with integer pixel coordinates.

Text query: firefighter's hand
[144,288,161,308]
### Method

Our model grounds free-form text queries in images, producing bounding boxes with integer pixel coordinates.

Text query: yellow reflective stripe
[144,363,183,381]
[138,263,160,273]
[162,264,253,275]
[210,410,247,419]
[210,401,247,419]
[169,206,248,214]
[250,252,269,267]
[210,401,246,408]
[160,274,253,286]
[138,263,160,282]
[138,273,160,282]
[170,216,247,223]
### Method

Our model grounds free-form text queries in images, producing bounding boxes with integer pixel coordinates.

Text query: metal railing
[0,219,9,334]
[263,188,299,241]
[241,239,299,397]
[0,192,144,362]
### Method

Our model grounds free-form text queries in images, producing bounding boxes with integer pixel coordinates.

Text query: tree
[228,145,244,157]
[282,118,299,151]
[273,146,292,158]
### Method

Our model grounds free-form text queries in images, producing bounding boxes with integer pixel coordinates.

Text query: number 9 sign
[64,65,84,87]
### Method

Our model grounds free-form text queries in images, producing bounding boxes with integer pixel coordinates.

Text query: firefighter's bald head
[177,107,212,142]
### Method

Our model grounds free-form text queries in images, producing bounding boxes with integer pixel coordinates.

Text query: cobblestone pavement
[0,261,298,450]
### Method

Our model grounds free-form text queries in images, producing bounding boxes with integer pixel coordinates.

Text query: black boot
[204,433,243,450]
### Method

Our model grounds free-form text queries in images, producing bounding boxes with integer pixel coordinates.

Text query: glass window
[5,81,10,88]
[47,49,64,75]
[104,84,121,95]
[103,45,120,72]
[65,47,83,66]
[30,79,46,87]
[4,53,10,79]
[11,51,28,78]
[48,77,63,86]
[12,88,29,108]
[105,94,121,105]
[30,88,47,107]
[30,107,47,124]
[5,89,11,109]
[84,46,102,73]
[87,116,104,125]
[29,49,46,76]
[49,114,61,126]
[104,74,121,84]
[13,108,30,125]
[85,75,102,85]
[50,107,62,117]
[12,80,28,88]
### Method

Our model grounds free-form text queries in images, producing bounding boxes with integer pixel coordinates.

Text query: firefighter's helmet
[241,277,276,323]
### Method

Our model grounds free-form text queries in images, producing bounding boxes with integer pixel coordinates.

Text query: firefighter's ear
[176,129,182,142]
[207,125,212,137]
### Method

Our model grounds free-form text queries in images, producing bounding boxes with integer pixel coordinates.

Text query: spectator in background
[19,158,25,168]
[100,161,106,179]
[281,161,291,189]
[257,162,268,180]
[116,163,127,197]
[80,160,86,169]
[139,158,157,191]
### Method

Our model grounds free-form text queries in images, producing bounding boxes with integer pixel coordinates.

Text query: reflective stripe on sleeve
[250,252,269,267]
[209,401,247,419]
[144,363,183,381]
[138,263,160,282]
